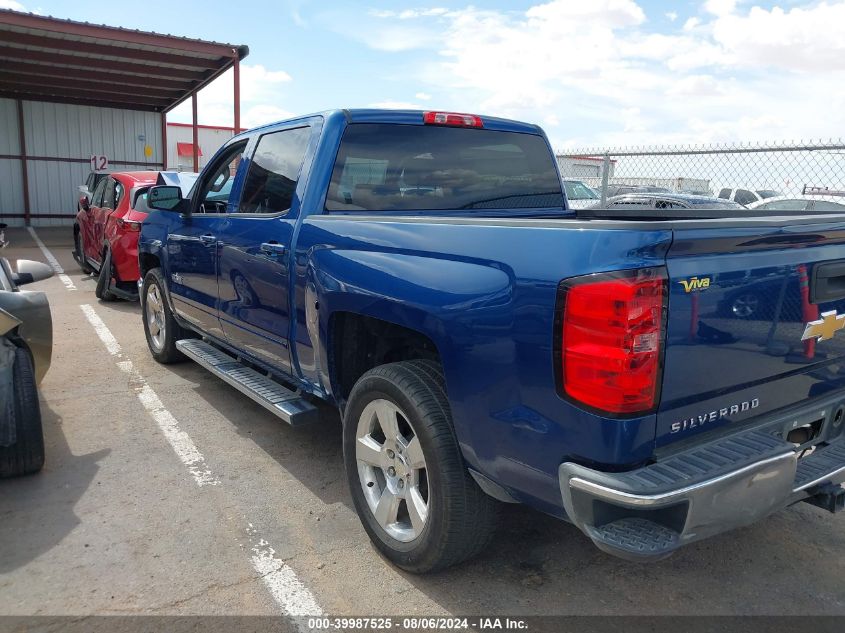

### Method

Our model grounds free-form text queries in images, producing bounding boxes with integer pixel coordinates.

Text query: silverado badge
[802,310,845,342]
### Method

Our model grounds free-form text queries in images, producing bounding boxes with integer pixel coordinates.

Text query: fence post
[600,153,610,206]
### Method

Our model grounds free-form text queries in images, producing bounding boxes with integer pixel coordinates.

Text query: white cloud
[0,0,25,9]
[525,0,645,27]
[665,11,678,21]
[415,92,432,101]
[368,100,425,109]
[241,105,295,129]
[169,64,293,129]
[712,3,845,72]
[703,0,736,16]
[683,16,700,30]
[370,7,449,19]
[359,0,845,145]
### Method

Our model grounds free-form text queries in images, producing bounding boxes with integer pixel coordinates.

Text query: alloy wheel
[145,283,167,352]
[355,399,429,542]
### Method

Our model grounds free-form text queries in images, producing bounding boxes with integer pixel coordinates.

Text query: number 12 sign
[90,155,109,171]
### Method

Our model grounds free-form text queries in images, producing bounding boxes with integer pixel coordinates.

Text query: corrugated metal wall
[166,124,235,172]
[0,98,25,222]
[0,98,163,227]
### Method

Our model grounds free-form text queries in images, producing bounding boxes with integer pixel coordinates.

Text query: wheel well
[139,253,160,278]
[330,312,441,402]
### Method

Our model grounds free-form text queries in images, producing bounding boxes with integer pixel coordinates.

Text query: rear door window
[103,178,116,209]
[238,126,310,214]
[326,124,563,212]
[812,201,845,211]
[90,177,108,207]
[761,199,809,211]
[564,181,598,201]
[734,189,757,206]
[718,188,731,199]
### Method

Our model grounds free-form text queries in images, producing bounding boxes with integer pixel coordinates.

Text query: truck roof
[236,108,544,138]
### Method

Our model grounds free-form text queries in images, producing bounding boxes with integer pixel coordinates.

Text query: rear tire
[343,359,499,573]
[0,345,45,478]
[95,248,116,301]
[142,268,189,364]
[74,229,94,274]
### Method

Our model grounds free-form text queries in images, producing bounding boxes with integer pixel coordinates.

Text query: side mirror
[79,195,90,212]
[147,185,186,213]
[12,259,54,286]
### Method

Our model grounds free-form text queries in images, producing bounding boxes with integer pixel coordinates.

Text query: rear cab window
[326,123,564,212]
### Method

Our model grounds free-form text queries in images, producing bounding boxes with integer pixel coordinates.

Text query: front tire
[142,268,188,364]
[343,360,498,573]
[0,345,45,478]
[74,229,94,274]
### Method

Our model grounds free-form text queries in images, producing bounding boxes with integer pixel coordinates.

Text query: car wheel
[0,344,45,478]
[142,268,189,364]
[731,292,760,319]
[343,359,498,573]
[74,230,94,274]
[95,248,116,301]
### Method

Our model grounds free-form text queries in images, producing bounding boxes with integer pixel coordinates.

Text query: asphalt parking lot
[2,226,845,618]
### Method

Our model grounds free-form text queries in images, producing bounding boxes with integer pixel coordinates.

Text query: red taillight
[423,111,484,128]
[116,218,142,232]
[560,268,666,415]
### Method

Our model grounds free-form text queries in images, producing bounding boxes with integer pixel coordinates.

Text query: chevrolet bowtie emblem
[802,310,845,342]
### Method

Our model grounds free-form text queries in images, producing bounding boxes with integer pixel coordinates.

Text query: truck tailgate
[658,218,845,447]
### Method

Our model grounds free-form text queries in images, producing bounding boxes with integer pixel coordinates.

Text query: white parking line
[78,304,322,619]
[32,224,324,619]
[248,524,325,617]
[80,304,218,486]
[27,227,77,291]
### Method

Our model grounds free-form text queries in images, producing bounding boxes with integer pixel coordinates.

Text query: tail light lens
[558,268,666,416]
[116,218,142,232]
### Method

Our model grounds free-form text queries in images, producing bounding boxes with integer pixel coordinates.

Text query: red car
[73,171,159,301]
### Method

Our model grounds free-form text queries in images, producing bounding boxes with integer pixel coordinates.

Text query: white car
[745,195,845,212]
[717,187,781,206]
[563,179,600,209]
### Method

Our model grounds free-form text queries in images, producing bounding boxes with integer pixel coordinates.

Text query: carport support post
[233,51,241,134]
[161,112,167,170]
[191,92,199,173]
[16,99,31,225]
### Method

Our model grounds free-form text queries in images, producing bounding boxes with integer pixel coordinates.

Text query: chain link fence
[557,140,845,342]
[556,140,845,208]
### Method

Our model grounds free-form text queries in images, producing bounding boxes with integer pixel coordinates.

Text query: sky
[3,0,845,150]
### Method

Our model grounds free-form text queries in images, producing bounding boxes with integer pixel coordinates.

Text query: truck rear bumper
[559,402,845,561]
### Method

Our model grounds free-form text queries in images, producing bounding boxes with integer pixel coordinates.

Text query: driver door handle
[199,234,216,245]
[260,242,286,256]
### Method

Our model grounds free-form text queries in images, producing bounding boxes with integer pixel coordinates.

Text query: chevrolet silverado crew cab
[139,109,845,572]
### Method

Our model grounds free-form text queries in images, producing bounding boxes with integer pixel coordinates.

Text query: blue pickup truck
[139,109,845,572]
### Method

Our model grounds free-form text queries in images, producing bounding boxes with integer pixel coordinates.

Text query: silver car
[1,254,53,478]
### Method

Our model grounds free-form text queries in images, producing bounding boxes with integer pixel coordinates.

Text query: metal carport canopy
[0,9,248,114]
